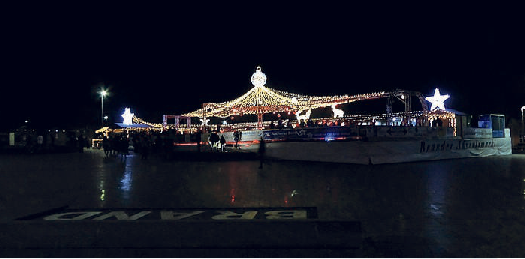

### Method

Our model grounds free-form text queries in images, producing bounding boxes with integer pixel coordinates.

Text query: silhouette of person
[258,137,266,169]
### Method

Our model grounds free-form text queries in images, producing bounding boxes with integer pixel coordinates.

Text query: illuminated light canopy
[182,66,388,118]
[122,108,134,125]
[425,88,450,111]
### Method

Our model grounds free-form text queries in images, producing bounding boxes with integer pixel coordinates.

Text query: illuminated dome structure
[182,66,395,124]
[131,66,455,131]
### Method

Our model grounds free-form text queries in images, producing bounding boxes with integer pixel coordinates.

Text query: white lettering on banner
[160,211,204,220]
[211,211,258,220]
[43,211,102,221]
[265,210,307,219]
[93,211,151,220]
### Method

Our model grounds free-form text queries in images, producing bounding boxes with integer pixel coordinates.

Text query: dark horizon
[2,3,525,130]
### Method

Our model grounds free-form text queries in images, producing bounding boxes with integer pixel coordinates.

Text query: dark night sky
[2,2,525,130]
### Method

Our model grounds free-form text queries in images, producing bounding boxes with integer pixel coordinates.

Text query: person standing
[196,130,202,152]
[210,132,219,151]
[233,131,239,148]
[258,137,266,169]
[102,136,110,157]
[220,135,226,152]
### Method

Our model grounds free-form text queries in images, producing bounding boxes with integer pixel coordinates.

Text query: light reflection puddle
[430,204,444,215]
[119,156,134,202]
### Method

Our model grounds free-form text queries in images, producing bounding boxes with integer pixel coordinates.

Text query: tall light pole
[520,106,525,141]
[101,90,107,126]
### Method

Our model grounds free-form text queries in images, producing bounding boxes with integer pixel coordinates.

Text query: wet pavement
[1,149,525,257]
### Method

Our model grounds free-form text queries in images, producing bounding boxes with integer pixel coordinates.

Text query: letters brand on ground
[18,207,318,221]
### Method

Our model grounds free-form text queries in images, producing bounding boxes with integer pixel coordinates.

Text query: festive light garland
[129,67,456,132]
[183,66,387,118]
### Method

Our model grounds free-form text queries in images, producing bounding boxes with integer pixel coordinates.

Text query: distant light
[222,121,227,125]
[101,90,107,97]
[24,120,28,123]
[104,116,109,120]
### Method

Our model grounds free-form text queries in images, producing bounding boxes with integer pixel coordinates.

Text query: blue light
[325,133,336,142]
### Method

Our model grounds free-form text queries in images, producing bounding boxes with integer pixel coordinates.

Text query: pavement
[1,148,525,257]
[0,149,363,257]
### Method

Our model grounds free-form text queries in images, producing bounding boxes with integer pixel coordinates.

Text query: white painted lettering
[265,210,307,219]
[160,210,204,220]
[93,211,151,220]
[43,211,102,221]
[211,211,257,220]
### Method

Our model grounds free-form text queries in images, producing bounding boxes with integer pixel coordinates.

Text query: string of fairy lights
[127,67,455,131]
[182,66,389,118]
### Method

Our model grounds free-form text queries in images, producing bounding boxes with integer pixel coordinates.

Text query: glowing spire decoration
[426,88,449,111]
[122,108,134,125]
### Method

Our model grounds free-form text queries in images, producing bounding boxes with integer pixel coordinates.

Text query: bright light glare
[101,90,107,97]
[426,88,450,111]
[122,108,134,125]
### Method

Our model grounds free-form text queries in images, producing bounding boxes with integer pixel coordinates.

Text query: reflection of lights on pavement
[100,189,105,201]
[120,171,132,191]
[230,189,235,203]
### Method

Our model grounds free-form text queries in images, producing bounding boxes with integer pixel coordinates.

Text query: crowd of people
[7,129,90,154]
[99,129,218,160]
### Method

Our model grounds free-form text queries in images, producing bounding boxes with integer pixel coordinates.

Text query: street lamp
[100,90,107,126]
[521,106,525,142]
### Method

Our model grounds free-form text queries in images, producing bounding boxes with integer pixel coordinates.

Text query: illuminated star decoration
[426,88,450,111]
[122,108,134,125]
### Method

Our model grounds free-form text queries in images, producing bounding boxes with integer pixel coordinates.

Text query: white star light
[426,88,450,111]
[122,108,134,125]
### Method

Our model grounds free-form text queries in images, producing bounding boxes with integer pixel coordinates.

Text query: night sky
[2,3,525,130]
